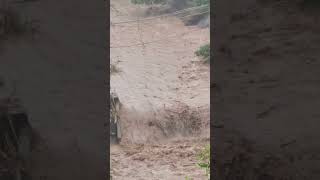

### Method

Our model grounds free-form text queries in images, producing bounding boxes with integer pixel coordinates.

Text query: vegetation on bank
[197,144,210,178]
[185,144,210,180]
[195,43,210,63]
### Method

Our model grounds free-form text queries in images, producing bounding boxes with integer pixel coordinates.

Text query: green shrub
[195,44,210,63]
[197,144,210,178]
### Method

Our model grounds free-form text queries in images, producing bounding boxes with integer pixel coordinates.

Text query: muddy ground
[111,0,210,179]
